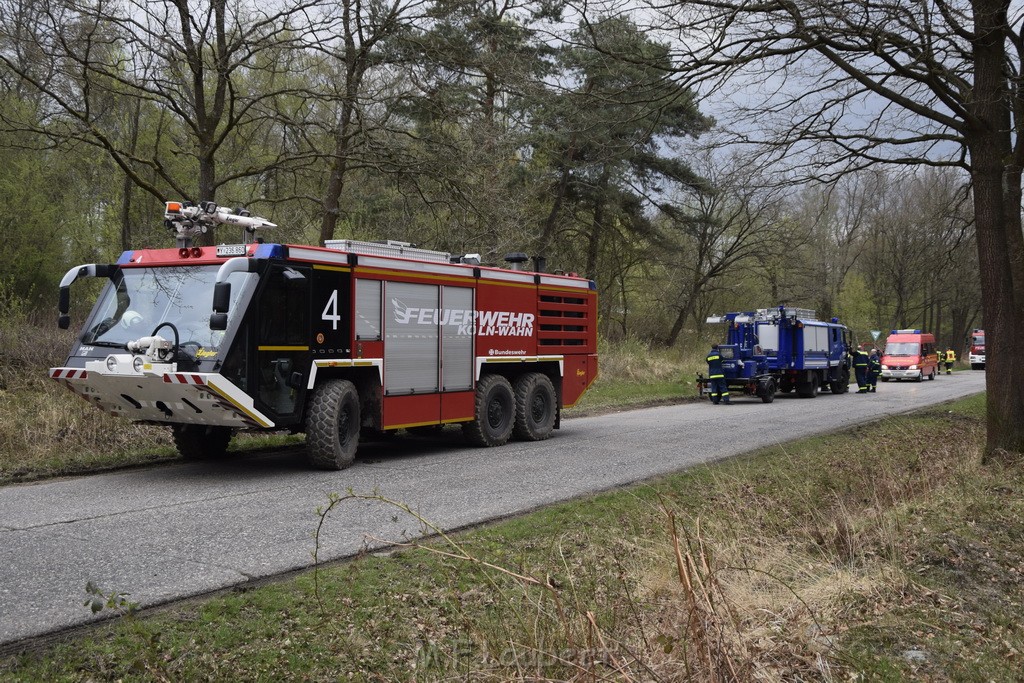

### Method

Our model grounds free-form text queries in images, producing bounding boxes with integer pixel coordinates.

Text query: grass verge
[3,393,1018,681]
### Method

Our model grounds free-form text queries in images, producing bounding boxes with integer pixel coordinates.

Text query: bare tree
[0,0,331,243]
[622,0,1024,457]
[657,153,782,346]
[312,0,431,245]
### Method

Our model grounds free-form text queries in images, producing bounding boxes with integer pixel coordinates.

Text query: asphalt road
[0,371,985,646]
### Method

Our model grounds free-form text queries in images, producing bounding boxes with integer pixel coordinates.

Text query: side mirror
[58,287,71,328]
[212,282,231,314]
[210,282,232,331]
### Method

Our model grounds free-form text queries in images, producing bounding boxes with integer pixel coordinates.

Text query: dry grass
[0,304,173,481]
[597,336,701,383]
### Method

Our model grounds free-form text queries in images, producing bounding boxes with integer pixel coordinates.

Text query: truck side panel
[474,277,539,358]
[562,354,597,407]
[383,394,442,429]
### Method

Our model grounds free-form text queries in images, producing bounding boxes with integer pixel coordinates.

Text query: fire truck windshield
[82,265,249,352]
[884,342,920,356]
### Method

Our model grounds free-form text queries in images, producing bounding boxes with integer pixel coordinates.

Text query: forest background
[0,0,981,364]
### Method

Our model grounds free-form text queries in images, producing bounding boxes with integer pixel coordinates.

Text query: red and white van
[880,329,939,382]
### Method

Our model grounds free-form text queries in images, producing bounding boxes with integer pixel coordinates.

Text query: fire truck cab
[51,203,598,470]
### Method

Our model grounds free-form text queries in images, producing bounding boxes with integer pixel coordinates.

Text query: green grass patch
[4,393,1018,681]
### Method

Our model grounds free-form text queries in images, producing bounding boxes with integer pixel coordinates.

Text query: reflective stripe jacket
[706,351,724,378]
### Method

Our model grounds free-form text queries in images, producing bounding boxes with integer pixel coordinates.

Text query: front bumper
[881,368,921,380]
[50,358,274,428]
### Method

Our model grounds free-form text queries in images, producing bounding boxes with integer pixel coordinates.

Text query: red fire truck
[969,329,985,370]
[51,202,598,469]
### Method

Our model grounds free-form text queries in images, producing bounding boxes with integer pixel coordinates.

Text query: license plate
[216,244,247,257]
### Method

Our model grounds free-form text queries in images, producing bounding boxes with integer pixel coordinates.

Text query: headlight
[105,356,118,372]
[908,365,918,370]
[133,357,144,373]
[881,364,888,370]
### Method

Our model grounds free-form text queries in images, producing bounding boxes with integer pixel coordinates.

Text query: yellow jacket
[945,350,957,362]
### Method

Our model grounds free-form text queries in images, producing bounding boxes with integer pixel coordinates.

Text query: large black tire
[513,373,557,441]
[829,375,850,394]
[305,379,361,470]
[463,374,515,447]
[171,424,233,460]
[796,374,820,398]
[758,379,776,403]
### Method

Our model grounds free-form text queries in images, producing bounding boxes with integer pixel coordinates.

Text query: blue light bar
[254,243,286,259]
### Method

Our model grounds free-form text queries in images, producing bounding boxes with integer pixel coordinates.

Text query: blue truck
[698,306,853,401]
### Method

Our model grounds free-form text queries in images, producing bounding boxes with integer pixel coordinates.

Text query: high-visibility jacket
[946,350,956,362]
[706,351,724,378]
[853,350,869,367]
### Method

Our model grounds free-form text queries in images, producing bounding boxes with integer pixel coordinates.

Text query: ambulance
[879,329,938,382]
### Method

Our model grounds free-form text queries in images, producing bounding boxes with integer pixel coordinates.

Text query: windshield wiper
[84,340,128,349]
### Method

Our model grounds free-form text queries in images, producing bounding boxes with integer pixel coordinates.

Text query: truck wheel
[171,424,233,460]
[306,379,360,470]
[513,373,557,441]
[796,375,819,398]
[759,379,776,403]
[829,376,850,394]
[463,374,515,447]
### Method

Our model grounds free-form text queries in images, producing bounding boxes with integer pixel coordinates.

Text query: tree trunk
[969,0,1024,459]
[195,152,216,246]
[319,125,351,246]
[120,100,142,252]
[584,170,610,281]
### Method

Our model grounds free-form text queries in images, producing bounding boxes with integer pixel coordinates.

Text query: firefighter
[945,346,956,374]
[936,347,945,375]
[867,348,881,392]
[706,345,731,405]
[853,345,870,393]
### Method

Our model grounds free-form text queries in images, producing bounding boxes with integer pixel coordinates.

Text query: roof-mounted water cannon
[164,201,277,247]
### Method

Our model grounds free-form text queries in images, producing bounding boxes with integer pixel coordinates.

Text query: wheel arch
[304,364,382,431]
